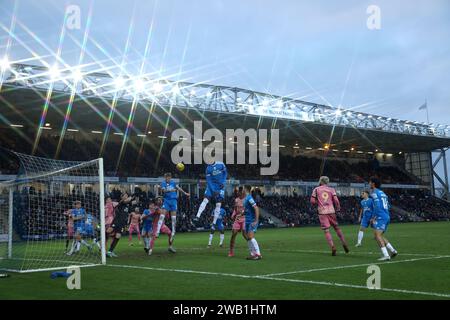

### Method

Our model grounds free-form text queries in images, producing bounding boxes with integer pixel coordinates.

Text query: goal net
[0,152,106,273]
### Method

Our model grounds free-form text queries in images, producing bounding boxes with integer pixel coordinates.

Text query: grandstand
[1,62,450,232]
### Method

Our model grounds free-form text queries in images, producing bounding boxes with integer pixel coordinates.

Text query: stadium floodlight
[335,109,342,116]
[247,98,253,103]
[0,56,10,70]
[221,94,227,100]
[171,84,180,94]
[276,100,283,108]
[346,111,352,117]
[190,89,196,96]
[48,65,60,80]
[10,124,24,128]
[152,82,163,93]
[147,131,152,134]
[71,68,83,82]
[133,78,145,92]
[114,76,126,89]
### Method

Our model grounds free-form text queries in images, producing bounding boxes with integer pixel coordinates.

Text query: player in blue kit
[355,190,374,247]
[157,173,190,242]
[369,177,398,261]
[141,202,154,254]
[207,207,227,248]
[195,161,227,226]
[84,213,101,250]
[67,201,92,255]
[242,185,262,260]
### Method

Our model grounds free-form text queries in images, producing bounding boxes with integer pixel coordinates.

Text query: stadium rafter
[1,62,450,139]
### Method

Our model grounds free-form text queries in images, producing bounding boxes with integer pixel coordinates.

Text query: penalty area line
[260,255,450,277]
[107,263,450,299]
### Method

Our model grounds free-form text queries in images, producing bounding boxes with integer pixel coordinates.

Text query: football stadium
[1,0,450,306]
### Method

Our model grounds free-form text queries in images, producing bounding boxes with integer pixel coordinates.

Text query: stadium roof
[1,63,450,153]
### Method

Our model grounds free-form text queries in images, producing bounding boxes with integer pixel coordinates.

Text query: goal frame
[1,157,106,273]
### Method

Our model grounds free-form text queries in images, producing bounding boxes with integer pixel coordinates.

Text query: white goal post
[0,152,106,273]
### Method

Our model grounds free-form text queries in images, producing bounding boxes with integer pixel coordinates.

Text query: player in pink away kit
[310,176,349,256]
[148,198,176,256]
[64,209,74,253]
[128,207,142,245]
[228,187,248,257]
[104,196,118,247]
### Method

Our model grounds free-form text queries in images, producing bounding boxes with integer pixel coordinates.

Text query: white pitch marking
[180,247,442,257]
[107,262,450,299]
[260,255,450,277]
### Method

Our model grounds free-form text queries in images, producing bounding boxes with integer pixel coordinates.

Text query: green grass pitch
[1,221,449,300]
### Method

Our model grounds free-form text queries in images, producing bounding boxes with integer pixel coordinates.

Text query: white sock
[208,233,214,245]
[250,238,260,255]
[213,203,221,225]
[68,240,76,254]
[381,246,389,257]
[219,233,224,246]
[75,241,81,252]
[81,239,89,247]
[144,237,150,249]
[196,198,209,218]
[156,214,165,235]
[386,243,397,254]
[357,231,364,244]
[171,215,177,235]
[247,240,254,255]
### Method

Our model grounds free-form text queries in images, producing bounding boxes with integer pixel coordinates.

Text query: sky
[1,0,449,125]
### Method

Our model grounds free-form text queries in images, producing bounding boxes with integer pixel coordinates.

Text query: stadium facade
[0,63,449,199]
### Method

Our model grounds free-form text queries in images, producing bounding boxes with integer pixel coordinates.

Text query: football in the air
[176,162,185,172]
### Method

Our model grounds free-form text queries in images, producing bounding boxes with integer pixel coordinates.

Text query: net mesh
[0,152,105,272]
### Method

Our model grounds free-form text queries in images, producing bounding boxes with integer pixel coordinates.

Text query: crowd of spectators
[1,131,416,184]
[2,185,449,240]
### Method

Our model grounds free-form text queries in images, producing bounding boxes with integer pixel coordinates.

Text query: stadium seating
[0,132,416,184]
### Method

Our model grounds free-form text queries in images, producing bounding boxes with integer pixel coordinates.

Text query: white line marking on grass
[182,247,443,258]
[107,263,254,278]
[260,255,450,277]
[107,263,450,299]
[257,276,450,299]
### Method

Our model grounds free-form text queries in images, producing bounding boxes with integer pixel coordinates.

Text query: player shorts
[360,213,373,229]
[142,222,152,234]
[205,186,225,202]
[232,220,245,232]
[214,218,224,232]
[319,213,338,230]
[84,227,94,237]
[128,223,140,234]
[112,222,126,234]
[245,220,259,234]
[162,199,177,212]
[74,225,85,235]
[373,216,390,232]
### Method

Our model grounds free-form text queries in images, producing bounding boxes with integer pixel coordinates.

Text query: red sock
[128,233,132,241]
[335,227,348,246]
[150,237,155,250]
[168,232,173,246]
[324,231,334,249]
